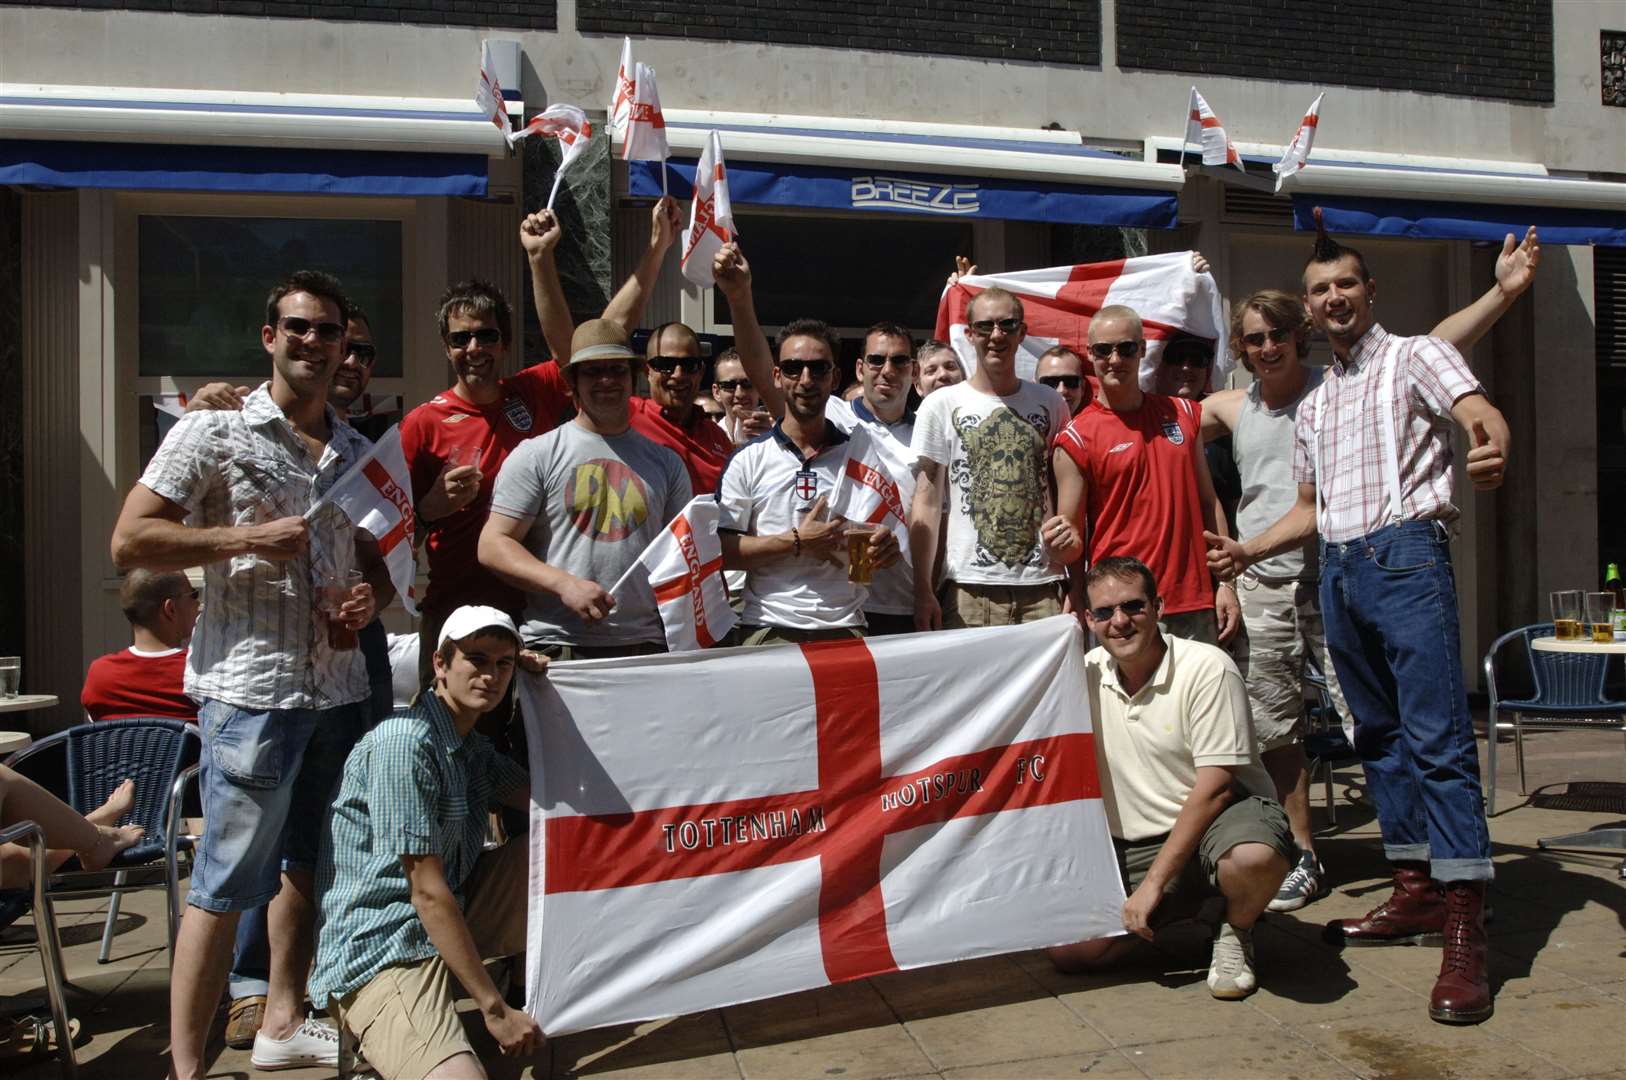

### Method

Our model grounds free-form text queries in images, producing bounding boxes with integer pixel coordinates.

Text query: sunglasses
[1241,326,1296,349]
[864,353,913,370]
[279,316,345,344]
[1089,341,1141,360]
[1162,351,1211,369]
[176,588,200,602]
[648,356,705,375]
[1039,374,1083,389]
[446,327,503,349]
[346,343,377,365]
[1086,598,1150,622]
[714,378,752,391]
[968,317,1022,338]
[777,360,833,379]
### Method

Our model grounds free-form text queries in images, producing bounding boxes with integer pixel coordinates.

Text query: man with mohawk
[1206,210,1511,1026]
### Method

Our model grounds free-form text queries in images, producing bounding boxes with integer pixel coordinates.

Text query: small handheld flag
[1273,92,1323,191]
[680,131,735,287]
[1184,87,1244,172]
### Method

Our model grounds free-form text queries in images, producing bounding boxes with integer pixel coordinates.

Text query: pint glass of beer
[320,569,365,650]
[846,529,874,585]
[1585,592,1614,643]
[1551,590,1584,641]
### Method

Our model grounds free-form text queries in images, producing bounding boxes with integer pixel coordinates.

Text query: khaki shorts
[942,581,1062,629]
[1234,576,1352,753]
[1116,795,1292,929]
[332,838,529,1080]
[1160,608,1220,647]
[738,625,864,647]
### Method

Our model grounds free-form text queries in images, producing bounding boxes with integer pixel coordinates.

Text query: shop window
[138,215,403,378]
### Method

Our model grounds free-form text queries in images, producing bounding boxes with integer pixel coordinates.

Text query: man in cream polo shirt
[1048,556,1292,1002]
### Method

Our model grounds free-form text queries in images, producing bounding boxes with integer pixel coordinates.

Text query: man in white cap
[309,606,545,1079]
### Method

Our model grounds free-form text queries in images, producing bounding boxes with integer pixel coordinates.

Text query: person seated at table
[308,606,544,1079]
[0,766,143,887]
[81,569,200,722]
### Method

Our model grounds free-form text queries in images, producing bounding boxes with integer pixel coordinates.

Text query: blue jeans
[1320,520,1492,881]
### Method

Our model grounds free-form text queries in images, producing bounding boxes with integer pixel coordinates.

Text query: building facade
[2,0,1622,729]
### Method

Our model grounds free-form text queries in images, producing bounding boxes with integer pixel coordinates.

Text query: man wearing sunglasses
[629,322,736,494]
[1035,346,1092,417]
[711,348,772,446]
[1048,557,1291,1001]
[910,287,1075,631]
[329,307,396,443]
[1055,305,1240,648]
[718,319,900,645]
[1156,332,1240,536]
[111,270,395,1077]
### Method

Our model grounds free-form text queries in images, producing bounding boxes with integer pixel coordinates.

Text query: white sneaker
[1268,850,1329,913]
[1207,923,1258,1000]
[250,1016,339,1071]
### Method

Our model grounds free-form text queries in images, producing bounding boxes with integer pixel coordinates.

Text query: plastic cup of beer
[846,529,874,585]
[0,656,18,698]
[1550,590,1583,640]
[320,569,364,650]
[1585,592,1614,643]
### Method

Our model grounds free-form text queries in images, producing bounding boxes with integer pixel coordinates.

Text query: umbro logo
[442,413,471,424]
[1108,441,1134,454]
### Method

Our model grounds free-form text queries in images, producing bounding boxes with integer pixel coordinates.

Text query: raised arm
[601,196,681,334]
[521,209,575,364]
[712,242,785,418]
[1430,227,1539,353]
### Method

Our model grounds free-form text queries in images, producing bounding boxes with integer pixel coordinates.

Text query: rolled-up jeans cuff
[229,976,270,1000]
[1430,858,1494,883]
[1383,843,1432,863]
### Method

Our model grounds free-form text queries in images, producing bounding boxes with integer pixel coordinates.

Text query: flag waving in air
[306,425,419,615]
[1273,92,1324,191]
[621,62,670,193]
[936,253,1231,392]
[609,37,636,134]
[680,131,735,287]
[610,498,735,652]
[476,40,508,134]
[509,104,595,208]
[1185,87,1243,171]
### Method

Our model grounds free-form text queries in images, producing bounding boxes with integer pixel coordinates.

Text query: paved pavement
[3,724,1621,1079]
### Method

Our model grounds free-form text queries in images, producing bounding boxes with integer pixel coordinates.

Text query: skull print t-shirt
[911,380,1069,587]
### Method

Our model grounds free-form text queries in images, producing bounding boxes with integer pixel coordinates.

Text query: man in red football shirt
[81,568,199,721]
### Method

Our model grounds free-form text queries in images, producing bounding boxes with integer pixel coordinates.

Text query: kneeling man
[1050,557,1291,1000]
[309,606,542,1078]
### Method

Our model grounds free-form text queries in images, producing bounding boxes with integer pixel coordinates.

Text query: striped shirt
[1292,324,1481,544]
[307,691,528,1005]
[138,384,373,710]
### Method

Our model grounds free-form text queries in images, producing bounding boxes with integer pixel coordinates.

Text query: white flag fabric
[308,425,419,615]
[1273,92,1324,191]
[520,616,1124,1035]
[1185,87,1243,171]
[829,423,911,550]
[609,36,635,134]
[627,497,736,652]
[476,41,507,134]
[680,130,735,287]
[620,62,669,162]
[935,253,1231,392]
[509,103,593,154]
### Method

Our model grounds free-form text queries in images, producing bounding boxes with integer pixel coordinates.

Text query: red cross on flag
[1185,87,1243,172]
[508,104,594,208]
[307,425,419,615]
[680,130,735,287]
[621,62,669,164]
[518,616,1125,1035]
[612,497,736,652]
[1273,92,1324,192]
[830,423,912,550]
[935,252,1231,392]
[476,40,507,134]
[609,36,635,135]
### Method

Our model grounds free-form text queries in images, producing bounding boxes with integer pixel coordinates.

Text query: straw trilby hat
[566,318,638,369]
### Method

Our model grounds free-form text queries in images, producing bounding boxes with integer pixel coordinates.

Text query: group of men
[100,191,1538,1077]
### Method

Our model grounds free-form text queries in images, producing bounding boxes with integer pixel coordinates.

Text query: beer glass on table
[1585,592,1614,644]
[320,569,364,650]
[0,656,19,698]
[1551,590,1584,641]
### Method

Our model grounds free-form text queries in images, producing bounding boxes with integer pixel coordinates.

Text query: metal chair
[1483,622,1626,815]
[1302,655,1360,829]
[0,820,78,1077]
[2,718,201,967]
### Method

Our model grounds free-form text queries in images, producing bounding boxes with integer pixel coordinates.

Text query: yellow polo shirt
[1085,635,1276,842]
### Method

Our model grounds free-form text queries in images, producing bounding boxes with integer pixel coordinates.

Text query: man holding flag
[110,271,393,1078]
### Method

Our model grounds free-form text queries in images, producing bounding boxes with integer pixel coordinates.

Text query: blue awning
[1293,195,1626,247]
[629,158,1178,229]
[0,139,487,197]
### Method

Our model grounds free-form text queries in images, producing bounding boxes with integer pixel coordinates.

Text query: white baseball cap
[436,605,520,650]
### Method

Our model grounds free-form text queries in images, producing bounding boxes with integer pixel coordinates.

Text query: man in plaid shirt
[1207,222,1511,1027]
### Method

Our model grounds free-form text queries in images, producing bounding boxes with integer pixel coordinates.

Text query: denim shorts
[188,698,371,913]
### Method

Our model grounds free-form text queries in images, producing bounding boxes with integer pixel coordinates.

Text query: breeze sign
[851,175,980,215]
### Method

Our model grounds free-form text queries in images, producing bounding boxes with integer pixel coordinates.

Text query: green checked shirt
[308,691,528,1006]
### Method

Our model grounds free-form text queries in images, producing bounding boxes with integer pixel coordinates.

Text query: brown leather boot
[1325,861,1445,947]
[1429,881,1492,1024]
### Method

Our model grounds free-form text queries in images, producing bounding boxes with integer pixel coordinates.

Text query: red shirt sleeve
[515,361,573,431]
[399,406,442,504]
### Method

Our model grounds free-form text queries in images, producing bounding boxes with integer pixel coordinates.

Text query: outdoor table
[0,731,30,756]
[1527,637,1626,878]
[0,694,58,717]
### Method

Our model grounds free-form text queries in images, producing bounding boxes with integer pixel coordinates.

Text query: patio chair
[0,819,78,1077]
[2,718,201,967]
[1302,653,1360,830]
[1483,622,1626,815]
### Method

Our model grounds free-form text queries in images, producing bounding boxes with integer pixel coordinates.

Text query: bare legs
[0,766,143,887]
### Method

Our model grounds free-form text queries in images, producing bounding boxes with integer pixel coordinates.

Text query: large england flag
[310,424,419,615]
[519,616,1125,1035]
[935,252,1230,391]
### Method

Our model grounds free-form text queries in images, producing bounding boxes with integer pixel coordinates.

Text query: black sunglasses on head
[1089,340,1141,360]
[863,353,913,370]
[1241,326,1295,349]
[714,378,752,391]
[777,360,833,379]
[1162,351,1212,369]
[446,327,503,349]
[279,316,345,344]
[1085,598,1150,622]
[648,356,705,375]
[1039,374,1083,389]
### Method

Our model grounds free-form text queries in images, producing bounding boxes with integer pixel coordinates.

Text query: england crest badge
[793,468,819,508]
[1161,419,1185,446]
[503,395,534,433]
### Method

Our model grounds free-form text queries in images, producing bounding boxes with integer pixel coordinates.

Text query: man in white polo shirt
[717,318,900,646]
[1048,556,1291,1002]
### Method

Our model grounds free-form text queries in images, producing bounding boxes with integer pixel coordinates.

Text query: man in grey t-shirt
[479,320,691,658]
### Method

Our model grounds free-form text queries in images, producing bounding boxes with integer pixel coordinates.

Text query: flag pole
[547,171,565,210]
[660,161,669,197]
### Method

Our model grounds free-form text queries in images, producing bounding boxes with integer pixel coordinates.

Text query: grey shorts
[1234,576,1352,753]
[1115,795,1293,927]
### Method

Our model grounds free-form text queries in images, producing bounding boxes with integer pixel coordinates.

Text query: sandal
[0,1014,81,1060]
